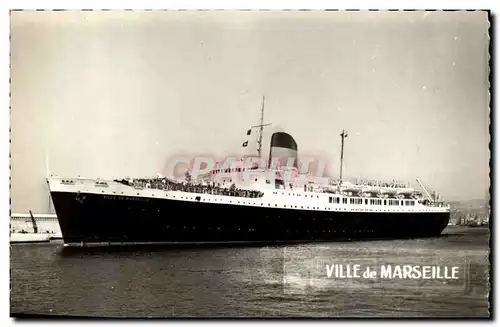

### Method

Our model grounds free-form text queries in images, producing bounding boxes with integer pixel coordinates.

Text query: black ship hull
[51,191,450,246]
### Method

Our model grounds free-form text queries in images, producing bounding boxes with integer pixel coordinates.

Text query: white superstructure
[47,171,450,215]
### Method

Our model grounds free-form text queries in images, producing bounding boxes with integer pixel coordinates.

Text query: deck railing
[127,179,264,199]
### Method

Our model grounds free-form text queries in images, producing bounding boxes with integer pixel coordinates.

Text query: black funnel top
[270,132,298,151]
[268,132,298,169]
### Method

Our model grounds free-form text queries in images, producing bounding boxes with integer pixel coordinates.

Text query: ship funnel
[268,132,298,169]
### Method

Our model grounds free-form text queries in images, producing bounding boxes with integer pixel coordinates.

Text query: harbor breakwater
[10,213,62,243]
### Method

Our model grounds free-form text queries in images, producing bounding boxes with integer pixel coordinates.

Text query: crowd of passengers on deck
[121,178,264,198]
[340,179,410,188]
[112,173,447,207]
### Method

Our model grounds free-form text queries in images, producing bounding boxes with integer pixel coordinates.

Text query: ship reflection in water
[10,226,489,318]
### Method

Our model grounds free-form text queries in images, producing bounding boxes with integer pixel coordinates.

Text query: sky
[10,10,490,213]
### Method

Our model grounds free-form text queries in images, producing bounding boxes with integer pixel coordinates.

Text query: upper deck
[47,174,450,214]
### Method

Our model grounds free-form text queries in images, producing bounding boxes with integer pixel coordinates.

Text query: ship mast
[250,95,272,160]
[338,129,348,192]
[257,95,266,159]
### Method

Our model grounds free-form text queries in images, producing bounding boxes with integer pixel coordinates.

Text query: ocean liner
[47,98,450,247]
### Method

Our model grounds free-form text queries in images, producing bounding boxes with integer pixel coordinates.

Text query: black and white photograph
[9,9,491,318]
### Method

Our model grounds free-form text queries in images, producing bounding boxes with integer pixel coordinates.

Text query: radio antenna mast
[257,95,265,158]
[250,95,272,160]
[338,129,348,192]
